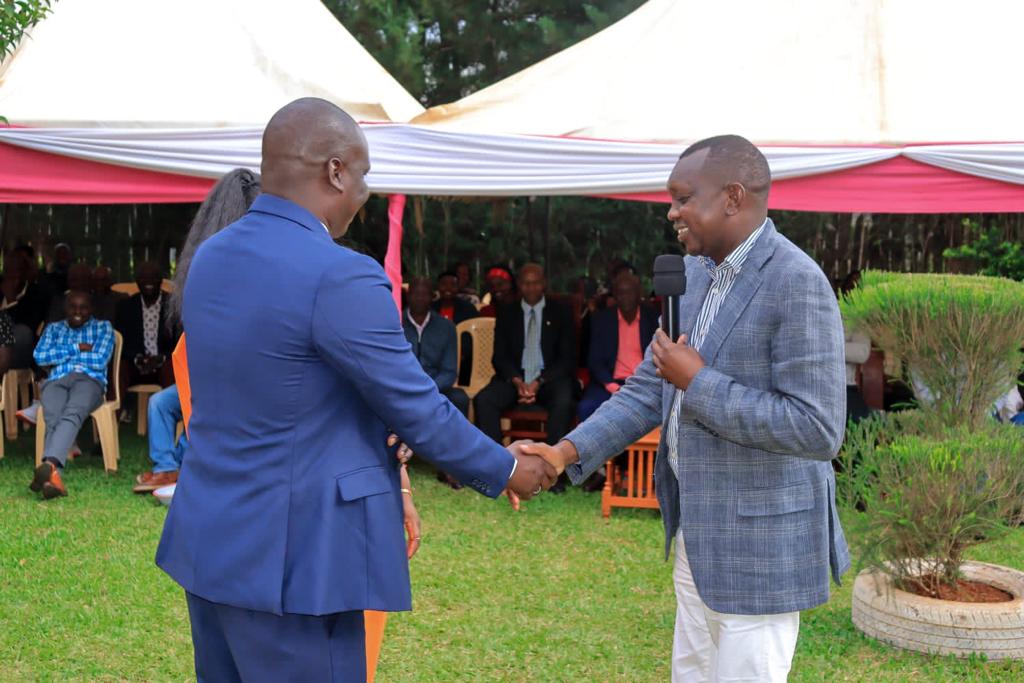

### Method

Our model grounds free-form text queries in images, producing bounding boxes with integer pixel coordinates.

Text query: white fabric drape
[0,125,1022,196]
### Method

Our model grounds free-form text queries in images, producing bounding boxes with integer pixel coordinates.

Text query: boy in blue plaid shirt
[29,291,114,499]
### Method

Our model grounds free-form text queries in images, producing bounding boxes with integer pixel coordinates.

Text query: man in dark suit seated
[403,277,470,489]
[578,272,658,421]
[403,278,469,416]
[474,263,577,489]
[115,261,177,396]
[432,270,478,325]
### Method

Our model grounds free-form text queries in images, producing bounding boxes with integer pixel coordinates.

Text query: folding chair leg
[18,380,30,431]
[137,392,150,436]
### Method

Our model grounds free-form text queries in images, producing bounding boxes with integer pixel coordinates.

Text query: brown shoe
[29,462,67,499]
[133,470,178,493]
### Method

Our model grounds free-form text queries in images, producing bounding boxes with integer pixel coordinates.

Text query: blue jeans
[149,384,187,473]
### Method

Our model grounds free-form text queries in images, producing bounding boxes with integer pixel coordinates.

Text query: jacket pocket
[737,481,814,517]
[336,466,392,502]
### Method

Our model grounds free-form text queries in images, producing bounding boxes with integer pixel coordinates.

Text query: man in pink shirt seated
[578,272,658,421]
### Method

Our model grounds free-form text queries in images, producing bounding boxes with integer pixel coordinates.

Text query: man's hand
[519,440,579,476]
[78,343,93,352]
[512,377,536,405]
[386,433,413,465]
[506,440,557,501]
[651,329,705,390]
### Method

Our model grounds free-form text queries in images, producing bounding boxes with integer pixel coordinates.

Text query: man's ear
[723,182,745,216]
[328,157,346,193]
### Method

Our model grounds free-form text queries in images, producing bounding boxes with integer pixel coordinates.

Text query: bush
[845,422,1024,592]
[841,271,1024,429]
[943,221,1024,282]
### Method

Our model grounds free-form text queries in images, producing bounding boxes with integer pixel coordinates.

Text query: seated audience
[46,263,94,322]
[115,261,177,396]
[452,261,480,305]
[91,265,126,322]
[403,277,470,489]
[432,270,479,325]
[474,263,577,490]
[478,265,516,317]
[45,243,74,296]
[2,251,50,369]
[839,271,872,423]
[132,384,187,492]
[0,311,15,377]
[578,273,657,422]
[29,291,114,499]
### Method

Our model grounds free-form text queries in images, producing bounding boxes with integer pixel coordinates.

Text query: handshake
[504,439,579,508]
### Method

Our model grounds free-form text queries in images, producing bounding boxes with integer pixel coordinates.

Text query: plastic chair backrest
[108,330,123,409]
[110,279,175,296]
[455,317,496,396]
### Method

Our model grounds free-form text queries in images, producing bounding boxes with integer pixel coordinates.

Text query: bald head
[407,277,433,317]
[261,98,371,238]
[518,263,546,306]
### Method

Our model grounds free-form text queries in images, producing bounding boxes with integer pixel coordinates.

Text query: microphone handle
[661,295,680,340]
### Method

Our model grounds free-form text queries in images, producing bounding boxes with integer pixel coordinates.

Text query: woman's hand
[386,433,414,465]
[400,465,421,559]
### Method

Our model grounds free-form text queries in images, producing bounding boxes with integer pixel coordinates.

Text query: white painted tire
[852,561,1024,660]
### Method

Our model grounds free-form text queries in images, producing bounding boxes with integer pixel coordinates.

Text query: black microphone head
[653,254,686,297]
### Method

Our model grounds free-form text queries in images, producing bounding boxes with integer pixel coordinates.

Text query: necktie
[523,308,541,383]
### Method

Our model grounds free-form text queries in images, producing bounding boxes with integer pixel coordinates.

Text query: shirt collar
[699,217,768,277]
[521,296,546,314]
[406,309,431,333]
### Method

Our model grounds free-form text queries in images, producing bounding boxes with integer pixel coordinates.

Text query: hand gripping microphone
[653,254,686,340]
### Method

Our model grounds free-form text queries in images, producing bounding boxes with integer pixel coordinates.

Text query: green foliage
[840,271,1024,429]
[943,220,1024,281]
[843,420,1024,592]
[0,0,52,60]
[324,1,644,107]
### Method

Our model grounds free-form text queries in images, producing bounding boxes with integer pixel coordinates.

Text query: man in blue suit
[524,136,849,682]
[156,98,556,682]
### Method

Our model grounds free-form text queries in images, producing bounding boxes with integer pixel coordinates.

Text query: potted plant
[840,271,1024,660]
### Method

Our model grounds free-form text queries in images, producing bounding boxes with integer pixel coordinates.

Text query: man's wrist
[555,439,580,470]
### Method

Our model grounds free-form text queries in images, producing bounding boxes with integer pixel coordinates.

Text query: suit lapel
[695,223,778,367]
[663,264,710,420]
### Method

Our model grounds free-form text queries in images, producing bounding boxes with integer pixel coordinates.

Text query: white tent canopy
[413,0,1024,145]
[0,0,424,127]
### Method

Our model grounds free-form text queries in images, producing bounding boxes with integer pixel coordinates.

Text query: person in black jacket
[579,273,658,421]
[474,263,577,457]
[431,270,479,325]
[115,262,177,396]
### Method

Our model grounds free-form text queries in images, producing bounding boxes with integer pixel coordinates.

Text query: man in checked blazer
[524,135,849,682]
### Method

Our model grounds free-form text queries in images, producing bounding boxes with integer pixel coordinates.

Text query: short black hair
[679,134,770,199]
[437,270,458,282]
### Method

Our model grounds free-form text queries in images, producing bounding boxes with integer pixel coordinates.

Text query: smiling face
[665,148,733,261]
[135,262,163,303]
[65,291,93,329]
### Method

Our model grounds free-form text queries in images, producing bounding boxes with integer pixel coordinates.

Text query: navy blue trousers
[186,592,366,682]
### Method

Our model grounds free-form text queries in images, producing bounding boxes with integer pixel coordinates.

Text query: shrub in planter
[846,424,1024,659]
[840,271,1024,429]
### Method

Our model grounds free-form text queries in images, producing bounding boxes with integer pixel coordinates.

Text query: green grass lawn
[1,429,1022,682]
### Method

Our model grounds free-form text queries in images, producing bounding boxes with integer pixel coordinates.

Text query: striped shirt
[33,317,115,388]
[666,219,767,478]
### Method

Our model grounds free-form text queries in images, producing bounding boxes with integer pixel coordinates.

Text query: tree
[324,1,644,106]
[1,0,53,61]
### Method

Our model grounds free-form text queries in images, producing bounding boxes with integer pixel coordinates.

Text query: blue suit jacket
[587,305,658,387]
[564,219,850,615]
[156,194,515,617]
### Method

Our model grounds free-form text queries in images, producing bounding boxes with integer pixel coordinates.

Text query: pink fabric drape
[385,194,406,315]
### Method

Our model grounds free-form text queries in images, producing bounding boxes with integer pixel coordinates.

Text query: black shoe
[549,474,568,494]
[29,462,67,499]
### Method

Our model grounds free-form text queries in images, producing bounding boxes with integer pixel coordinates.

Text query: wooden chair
[126,383,163,435]
[454,317,496,422]
[601,427,661,518]
[36,331,123,473]
[501,406,549,445]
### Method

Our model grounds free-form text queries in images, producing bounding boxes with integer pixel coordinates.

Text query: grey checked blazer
[565,219,850,615]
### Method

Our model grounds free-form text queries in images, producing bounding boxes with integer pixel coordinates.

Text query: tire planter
[852,561,1024,660]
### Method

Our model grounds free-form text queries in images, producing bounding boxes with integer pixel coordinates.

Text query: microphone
[653,254,686,340]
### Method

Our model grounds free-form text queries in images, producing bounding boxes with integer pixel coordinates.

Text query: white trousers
[672,533,800,682]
